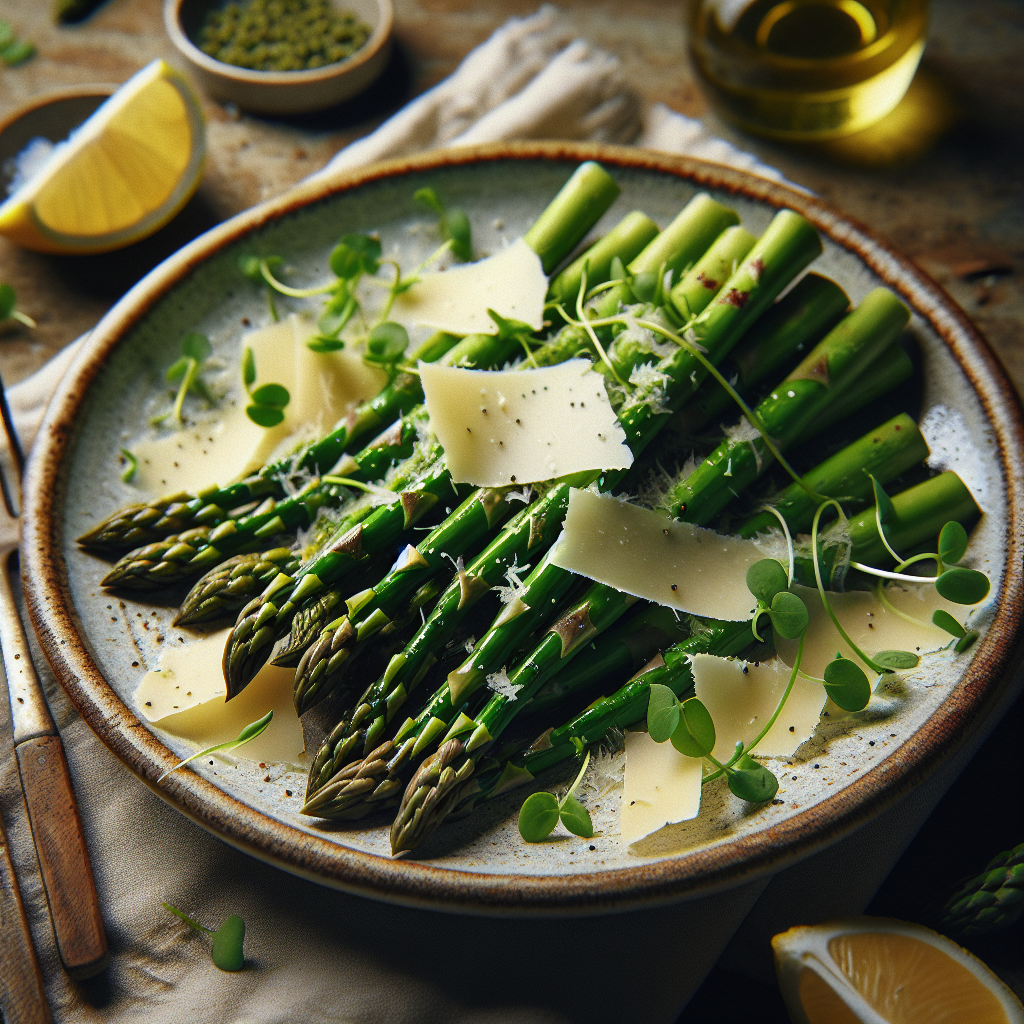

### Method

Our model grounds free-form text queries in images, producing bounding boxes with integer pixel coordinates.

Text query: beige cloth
[0,8,817,1023]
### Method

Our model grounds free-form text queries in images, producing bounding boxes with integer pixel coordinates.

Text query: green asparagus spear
[78,329,459,552]
[739,412,929,539]
[547,211,659,310]
[668,288,911,525]
[389,582,638,853]
[477,617,764,799]
[929,844,1024,940]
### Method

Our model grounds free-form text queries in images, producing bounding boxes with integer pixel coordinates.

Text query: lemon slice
[0,60,205,255]
[773,916,1024,1024]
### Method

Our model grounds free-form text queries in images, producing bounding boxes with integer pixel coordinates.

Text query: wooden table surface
[0,0,1021,396]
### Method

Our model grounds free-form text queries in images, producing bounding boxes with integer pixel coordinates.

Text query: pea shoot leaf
[366,322,409,364]
[318,287,357,338]
[938,521,969,566]
[246,405,285,428]
[558,793,594,839]
[746,558,788,604]
[518,791,560,842]
[955,630,980,654]
[670,697,716,758]
[727,755,779,803]
[307,335,346,353]
[413,187,444,217]
[872,649,920,671]
[935,567,989,605]
[330,234,381,279]
[932,609,967,638]
[211,915,246,972]
[0,282,15,320]
[250,383,290,409]
[182,331,212,363]
[822,657,870,712]
[647,682,681,743]
[769,591,808,639]
[241,347,256,388]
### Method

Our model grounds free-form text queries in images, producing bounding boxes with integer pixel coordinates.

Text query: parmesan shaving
[419,360,632,486]
[131,315,385,496]
[621,731,702,845]
[691,654,826,761]
[134,629,305,765]
[550,488,761,620]
[486,669,522,701]
[390,238,547,335]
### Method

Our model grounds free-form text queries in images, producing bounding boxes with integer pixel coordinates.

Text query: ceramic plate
[22,142,1024,913]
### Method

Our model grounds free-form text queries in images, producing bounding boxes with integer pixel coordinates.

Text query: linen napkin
[1,9,797,1024]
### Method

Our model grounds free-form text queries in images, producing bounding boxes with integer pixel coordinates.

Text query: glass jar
[688,0,929,139]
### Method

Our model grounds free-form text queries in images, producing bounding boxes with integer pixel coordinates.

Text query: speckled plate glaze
[22,142,1024,914]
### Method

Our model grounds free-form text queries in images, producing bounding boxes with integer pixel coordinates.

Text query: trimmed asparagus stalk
[738,412,930,539]
[547,211,659,309]
[668,288,911,525]
[389,582,638,853]
[523,161,621,274]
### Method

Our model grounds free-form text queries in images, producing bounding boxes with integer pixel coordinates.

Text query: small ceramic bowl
[164,0,393,116]
[0,86,116,196]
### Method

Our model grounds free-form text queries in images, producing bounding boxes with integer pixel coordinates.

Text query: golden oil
[688,0,928,139]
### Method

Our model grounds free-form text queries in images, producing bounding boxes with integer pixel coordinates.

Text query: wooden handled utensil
[0,370,108,981]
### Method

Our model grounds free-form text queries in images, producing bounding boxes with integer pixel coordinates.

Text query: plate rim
[21,140,1024,915]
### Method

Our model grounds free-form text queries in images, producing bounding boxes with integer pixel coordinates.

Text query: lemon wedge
[773,916,1023,1024]
[0,60,205,255]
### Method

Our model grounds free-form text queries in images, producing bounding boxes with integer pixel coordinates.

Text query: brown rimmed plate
[21,142,1024,914]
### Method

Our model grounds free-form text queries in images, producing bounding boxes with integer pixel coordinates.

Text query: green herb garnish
[162,903,246,972]
[157,710,273,783]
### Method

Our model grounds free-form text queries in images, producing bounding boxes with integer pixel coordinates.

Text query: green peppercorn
[198,0,369,70]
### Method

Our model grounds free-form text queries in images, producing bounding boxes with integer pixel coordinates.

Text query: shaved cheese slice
[776,583,966,678]
[391,238,547,335]
[419,361,632,486]
[134,629,304,765]
[621,730,703,845]
[692,654,826,761]
[550,488,761,620]
[132,315,386,495]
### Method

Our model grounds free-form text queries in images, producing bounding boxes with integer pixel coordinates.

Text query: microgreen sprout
[151,332,214,426]
[646,684,781,803]
[157,710,273,783]
[0,22,35,66]
[119,448,137,483]
[162,903,246,972]
[414,187,473,262]
[242,347,290,427]
[363,321,409,369]
[239,253,285,321]
[0,283,36,328]
[746,558,808,642]
[518,750,593,842]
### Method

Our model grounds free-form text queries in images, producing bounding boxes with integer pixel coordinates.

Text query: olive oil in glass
[688,0,928,138]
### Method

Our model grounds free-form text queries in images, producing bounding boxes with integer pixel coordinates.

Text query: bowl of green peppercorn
[164,0,392,115]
